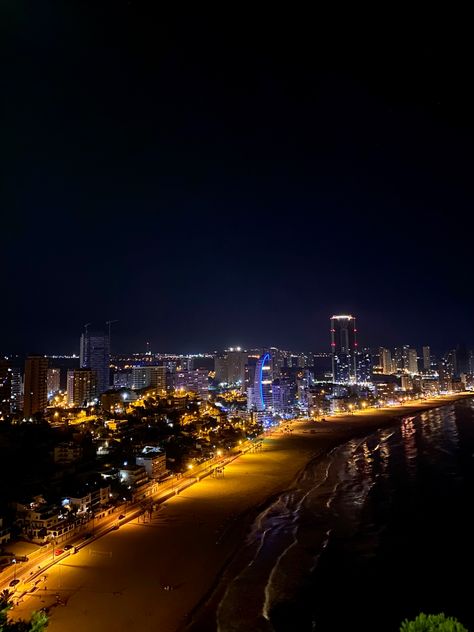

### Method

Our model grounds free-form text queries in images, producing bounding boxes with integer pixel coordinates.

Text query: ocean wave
[216,403,469,631]
[216,441,368,632]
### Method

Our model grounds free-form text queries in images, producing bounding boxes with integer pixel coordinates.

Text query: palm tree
[0,588,13,605]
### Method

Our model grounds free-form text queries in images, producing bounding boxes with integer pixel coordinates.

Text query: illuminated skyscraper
[356,348,372,383]
[248,352,273,411]
[47,367,61,398]
[80,329,110,396]
[379,347,393,374]
[131,366,167,392]
[407,348,419,374]
[422,346,431,372]
[394,345,419,374]
[214,348,247,390]
[10,368,22,412]
[0,359,12,419]
[175,368,209,400]
[67,368,96,407]
[330,315,357,384]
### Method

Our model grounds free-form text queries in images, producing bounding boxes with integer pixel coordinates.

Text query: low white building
[135,446,167,479]
[119,464,148,487]
[63,484,111,514]
[18,503,62,543]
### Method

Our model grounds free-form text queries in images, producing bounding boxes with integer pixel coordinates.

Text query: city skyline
[1,318,471,358]
[2,339,471,357]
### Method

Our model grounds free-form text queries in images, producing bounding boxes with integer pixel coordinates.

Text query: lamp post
[12,558,17,580]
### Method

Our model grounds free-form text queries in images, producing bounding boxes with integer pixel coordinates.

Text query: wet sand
[11,394,470,632]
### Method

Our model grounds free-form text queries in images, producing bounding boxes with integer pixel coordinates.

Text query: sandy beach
[10,394,471,632]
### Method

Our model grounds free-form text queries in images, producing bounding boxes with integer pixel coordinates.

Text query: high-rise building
[272,377,296,414]
[422,346,431,372]
[456,344,469,377]
[67,369,97,407]
[269,348,285,377]
[0,359,12,419]
[379,347,393,374]
[175,368,209,399]
[47,368,61,398]
[248,352,273,411]
[131,366,166,392]
[214,349,247,389]
[393,347,403,373]
[407,348,419,374]
[10,367,22,413]
[113,370,133,389]
[330,315,357,384]
[214,354,227,384]
[23,356,48,418]
[312,353,333,380]
[444,350,457,380]
[244,355,259,392]
[80,329,110,396]
[469,351,474,375]
[356,348,372,383]
[296,370,310,409]
[226,349,247,388]
[438,357,453,392]
[394,345,418,374]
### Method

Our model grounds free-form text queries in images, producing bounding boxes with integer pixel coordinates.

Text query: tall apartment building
[10,367,23,413]
[67,369,97,407]
[175,368,209,399]
[131,366,167,392]
[80,329,110,396]
[0,359,12,418]
[47,368,61,398]
[214,349,247,390]
[379,347,393,374]
[422,346,431,372]
[23,356,48,418]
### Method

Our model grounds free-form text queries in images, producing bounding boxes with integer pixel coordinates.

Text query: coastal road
[0,442,260,599]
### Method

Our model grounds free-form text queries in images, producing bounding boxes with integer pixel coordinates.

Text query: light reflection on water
[216,400,474,632]
[305,399,474,632]
[401,416,417,478]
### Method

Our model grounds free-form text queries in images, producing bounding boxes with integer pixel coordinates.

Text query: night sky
[2,5,473,354]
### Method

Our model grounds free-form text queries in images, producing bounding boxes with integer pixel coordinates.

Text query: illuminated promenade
[10,394,471,632]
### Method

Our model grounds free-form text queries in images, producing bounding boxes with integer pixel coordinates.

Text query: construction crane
[106,320,119,352]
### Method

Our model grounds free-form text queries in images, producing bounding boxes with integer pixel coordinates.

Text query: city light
[0,313,471,631]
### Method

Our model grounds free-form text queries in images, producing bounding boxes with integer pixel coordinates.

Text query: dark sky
[2,4,473,354]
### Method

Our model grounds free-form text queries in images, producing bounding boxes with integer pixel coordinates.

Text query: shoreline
[10,394,472,632]
[183,394,473,631]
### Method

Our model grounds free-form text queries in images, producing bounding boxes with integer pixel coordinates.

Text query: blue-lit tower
[253,352,273,411]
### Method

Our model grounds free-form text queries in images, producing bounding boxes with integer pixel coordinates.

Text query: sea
[215,398,474,631]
